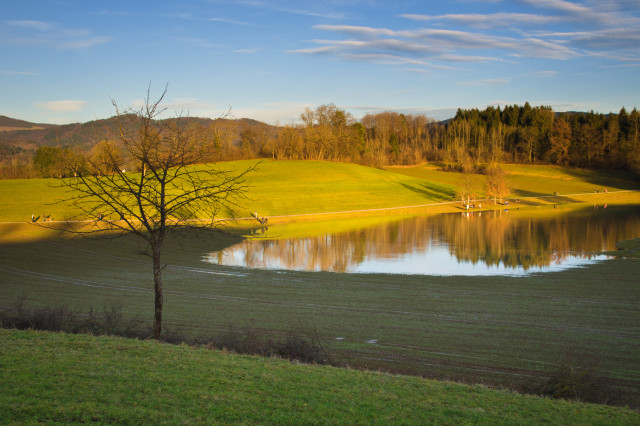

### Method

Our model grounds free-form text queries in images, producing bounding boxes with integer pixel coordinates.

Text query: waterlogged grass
[606,238,640,258]
[1,222,640,407]
[1,329,638,424]
[1,161,640,415]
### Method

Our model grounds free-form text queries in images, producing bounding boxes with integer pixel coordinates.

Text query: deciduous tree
[549,117,572,166]
[61,86,254,339]
[485,165,510,204]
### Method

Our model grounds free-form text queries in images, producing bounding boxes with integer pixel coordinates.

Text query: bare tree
[61,86,254,339]
[485,165,510,205]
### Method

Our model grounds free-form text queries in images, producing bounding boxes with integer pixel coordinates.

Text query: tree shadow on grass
[510,189,582,206]
[561,168,640,191]
[400,183,456,202]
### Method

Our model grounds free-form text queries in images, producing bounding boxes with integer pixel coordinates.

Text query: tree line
[4,102,640,179]
[254,103,640,173]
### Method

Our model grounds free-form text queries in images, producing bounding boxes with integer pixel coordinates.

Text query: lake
[205,205,640,276]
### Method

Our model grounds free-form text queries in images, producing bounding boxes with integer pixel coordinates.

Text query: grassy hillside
[0,160,458,222]
[1,329,638,424]
[386,163,639,198]
[1,160,639,223]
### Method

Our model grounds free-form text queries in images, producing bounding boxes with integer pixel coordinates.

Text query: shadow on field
[400,182,456,202]
[508,190,583,206]
[0,222,245,258]
[562,168,640,191]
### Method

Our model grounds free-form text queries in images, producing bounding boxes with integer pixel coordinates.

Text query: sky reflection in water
[205,206,640,276]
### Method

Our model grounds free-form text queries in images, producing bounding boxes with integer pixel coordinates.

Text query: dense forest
[255,103,640,173]
[1,103,639,179]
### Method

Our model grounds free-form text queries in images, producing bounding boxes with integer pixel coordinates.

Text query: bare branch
[54,86,254,339]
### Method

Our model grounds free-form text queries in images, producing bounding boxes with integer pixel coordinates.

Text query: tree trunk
[152,245,163,339]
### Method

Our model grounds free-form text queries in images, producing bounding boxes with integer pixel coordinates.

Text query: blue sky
[1,0,639,124]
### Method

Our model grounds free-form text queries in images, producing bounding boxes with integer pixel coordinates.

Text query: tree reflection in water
[205,206,640,275]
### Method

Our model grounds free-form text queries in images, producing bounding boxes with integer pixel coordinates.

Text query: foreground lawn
[1,220,640,407]
[1,329,638,424]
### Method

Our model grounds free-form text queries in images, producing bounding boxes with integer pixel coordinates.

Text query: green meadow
[1,160,640,420]
[1,328,638,424]
[2,159,638,223]
[1,220,640,408]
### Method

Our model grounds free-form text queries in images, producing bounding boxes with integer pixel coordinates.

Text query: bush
[0,299,333,366]
[0,297,149,339]
[522,355,619,406]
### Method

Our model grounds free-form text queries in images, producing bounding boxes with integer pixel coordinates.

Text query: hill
[0,114,275,156]
[0,115,54,131]
[1,329,637,424]
[0,160,459,222]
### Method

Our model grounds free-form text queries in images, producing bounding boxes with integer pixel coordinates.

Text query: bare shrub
[522,354,620,406]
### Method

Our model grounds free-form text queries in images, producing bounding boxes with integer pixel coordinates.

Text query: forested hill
[1,103,639,178]
[0,115,273,151]
[0,115,276,178]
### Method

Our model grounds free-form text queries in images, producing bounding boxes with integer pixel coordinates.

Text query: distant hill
[0,115,54,134]
[0,115,276,156]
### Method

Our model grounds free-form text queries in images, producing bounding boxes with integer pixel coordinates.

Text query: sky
[1,0,639,125]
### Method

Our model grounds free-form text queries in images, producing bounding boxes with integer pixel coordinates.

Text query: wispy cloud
[293,24,578,63]
[175,37,226,49]
[6,20,54,31]
[3,19,111,50]
[59,37,112,49]
[1,70,38,76]
[463,78,511,86]
[535,70,558,77]
[36,100,88,112]
[232,1,347,19]
[206,16,252,26]
[293,1,640,70]
[401,13,561,29]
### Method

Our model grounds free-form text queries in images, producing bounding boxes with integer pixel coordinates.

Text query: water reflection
[205,206,640,276]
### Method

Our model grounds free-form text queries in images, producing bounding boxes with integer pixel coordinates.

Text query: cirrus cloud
[3,19,111,50]
[291,1,640,71]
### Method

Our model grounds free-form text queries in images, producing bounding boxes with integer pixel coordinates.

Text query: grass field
[2,329,638,424]
[0,160,459,223]
[1,161,640,414]
[1,160,638,223]
[1,221,640,408]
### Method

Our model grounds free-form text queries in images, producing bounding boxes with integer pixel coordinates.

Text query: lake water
[205,205,640,276]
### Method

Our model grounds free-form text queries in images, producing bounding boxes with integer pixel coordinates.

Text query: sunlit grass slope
[238,159,456,217]
[1,329,638,425]
[1,160,638,223]
[0,177,79,223]
[386,163,639,197]
[0,160,457,222]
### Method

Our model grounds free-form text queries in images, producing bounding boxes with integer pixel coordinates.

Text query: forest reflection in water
[205,205,640,276]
